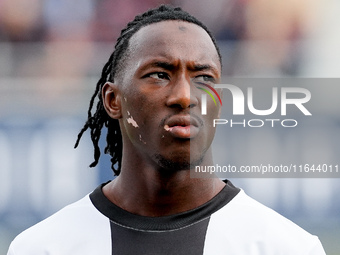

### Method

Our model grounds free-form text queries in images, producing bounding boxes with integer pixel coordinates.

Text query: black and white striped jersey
[8,180,325,255]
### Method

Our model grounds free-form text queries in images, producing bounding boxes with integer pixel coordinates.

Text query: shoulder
[7,195,111,255]
[205,190,326,255]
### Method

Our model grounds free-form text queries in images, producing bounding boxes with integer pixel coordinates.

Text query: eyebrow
[189,64,220,77]
[190,64,215,72]
[153,61,175,71]
[139,60,219,77]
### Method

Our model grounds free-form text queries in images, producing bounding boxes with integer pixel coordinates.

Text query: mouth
[164,115,201,139]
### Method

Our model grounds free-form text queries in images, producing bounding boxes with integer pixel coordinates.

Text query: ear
[102,82,122,119]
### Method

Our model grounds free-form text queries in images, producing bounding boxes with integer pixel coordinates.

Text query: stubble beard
[154,150,206,172]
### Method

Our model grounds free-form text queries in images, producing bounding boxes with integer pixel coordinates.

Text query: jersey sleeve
[5,195,112,255]
[306,237,326,255]
[7,244,16,255]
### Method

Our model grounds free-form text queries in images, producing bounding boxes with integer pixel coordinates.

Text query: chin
[154,154,204,171]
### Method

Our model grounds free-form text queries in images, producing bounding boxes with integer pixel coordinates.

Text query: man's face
[111,20,221,170]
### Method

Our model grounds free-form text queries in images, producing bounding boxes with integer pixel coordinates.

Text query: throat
[103,174,225,217]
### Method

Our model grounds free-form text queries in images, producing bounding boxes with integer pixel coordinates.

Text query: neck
[102,151,225,217]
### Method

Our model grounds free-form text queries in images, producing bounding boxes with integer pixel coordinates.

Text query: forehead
[126,20,221,70]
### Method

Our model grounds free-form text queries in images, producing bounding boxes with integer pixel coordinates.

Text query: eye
[145,72,170,80]
[193,75,216,85]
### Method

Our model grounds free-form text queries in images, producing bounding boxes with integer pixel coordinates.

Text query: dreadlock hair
[74,5,222,176]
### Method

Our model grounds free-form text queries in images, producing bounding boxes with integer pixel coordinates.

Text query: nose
[166,76,198,109]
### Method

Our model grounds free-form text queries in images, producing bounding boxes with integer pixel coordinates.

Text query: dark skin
[102,21,225,217]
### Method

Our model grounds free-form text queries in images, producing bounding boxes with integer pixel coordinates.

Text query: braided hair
[74,5,221,176]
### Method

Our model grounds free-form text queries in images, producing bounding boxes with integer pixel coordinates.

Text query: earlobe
[102,82,122,119]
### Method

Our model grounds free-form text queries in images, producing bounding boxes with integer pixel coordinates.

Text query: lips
[164,115,201,139]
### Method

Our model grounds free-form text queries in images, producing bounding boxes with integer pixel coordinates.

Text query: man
[8,5,325,255]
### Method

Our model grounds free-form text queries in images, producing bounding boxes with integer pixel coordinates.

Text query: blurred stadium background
[0,0,339,254]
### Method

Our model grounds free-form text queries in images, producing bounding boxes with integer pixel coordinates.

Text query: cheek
[199,103,220,147]
[120,95,153,145]
[122,105,144,142]
[205,100,221,126]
